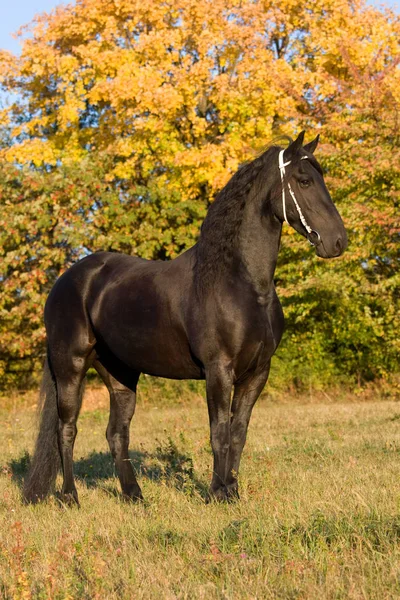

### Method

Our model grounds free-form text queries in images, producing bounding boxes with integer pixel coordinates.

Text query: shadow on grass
[8,450,31,486]
[7,438,208,500]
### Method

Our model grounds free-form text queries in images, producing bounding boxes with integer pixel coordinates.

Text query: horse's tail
[23,354,61,503]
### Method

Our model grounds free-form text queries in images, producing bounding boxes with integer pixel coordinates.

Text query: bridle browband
[278,149,321,247]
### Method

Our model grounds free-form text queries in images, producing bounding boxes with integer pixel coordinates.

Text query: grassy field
[2,387,400,599]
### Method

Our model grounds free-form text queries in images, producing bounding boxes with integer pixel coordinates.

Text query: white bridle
[278,149,321,246]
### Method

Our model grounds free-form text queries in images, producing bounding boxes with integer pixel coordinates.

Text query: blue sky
[1,0,398,55]
[1,1,68,55]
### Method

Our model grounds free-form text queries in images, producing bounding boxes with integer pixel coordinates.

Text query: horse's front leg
[205,362,234,501]
[225,363,271,500]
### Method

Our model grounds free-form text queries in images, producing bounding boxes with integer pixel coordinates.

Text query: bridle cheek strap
[278,149,321,247]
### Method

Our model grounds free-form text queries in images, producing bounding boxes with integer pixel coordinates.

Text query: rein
[278,149,321,247]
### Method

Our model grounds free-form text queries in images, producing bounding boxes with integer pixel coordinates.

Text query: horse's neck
[237,198,282,296]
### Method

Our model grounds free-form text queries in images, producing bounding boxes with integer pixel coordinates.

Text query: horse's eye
[300,179,311,188]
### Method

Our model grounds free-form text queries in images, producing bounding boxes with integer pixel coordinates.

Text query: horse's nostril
[336,237,342,253]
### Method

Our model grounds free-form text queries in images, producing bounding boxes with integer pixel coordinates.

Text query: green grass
[2,391,400,599]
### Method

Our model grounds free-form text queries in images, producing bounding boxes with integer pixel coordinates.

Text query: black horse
[24,132,347,505]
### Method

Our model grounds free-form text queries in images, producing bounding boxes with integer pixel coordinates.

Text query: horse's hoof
[58,491,80,508]
[225,484,240,503]
[122,485,144,503]
[206,487,228,503]
[122,491,144,503]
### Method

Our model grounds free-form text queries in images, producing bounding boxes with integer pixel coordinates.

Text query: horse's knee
[106,423,129,457]
[58,420,77,449]
[70,355,86,373]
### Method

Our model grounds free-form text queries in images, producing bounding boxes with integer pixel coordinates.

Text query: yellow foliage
[0,0,396,193]
[0,0,398,389]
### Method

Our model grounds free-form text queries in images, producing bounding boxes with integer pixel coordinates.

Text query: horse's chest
[198,295,284,378]
[235,307,282,372]
[242,291,283,340]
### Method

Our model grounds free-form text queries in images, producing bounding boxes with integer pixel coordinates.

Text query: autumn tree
[0,0,399,389]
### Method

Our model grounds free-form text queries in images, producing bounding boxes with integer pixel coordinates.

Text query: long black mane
[195,145,281,290]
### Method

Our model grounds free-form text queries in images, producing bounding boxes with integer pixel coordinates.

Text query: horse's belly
[93,305,203,379]
[120,335,203,380]
[98,334,203,379]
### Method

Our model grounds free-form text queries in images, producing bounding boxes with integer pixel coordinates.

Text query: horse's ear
[286,131,305,158]
[304,134,320,154]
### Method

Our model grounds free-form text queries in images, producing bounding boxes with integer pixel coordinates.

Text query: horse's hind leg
[51,354,92,506]
[93,360,143,501]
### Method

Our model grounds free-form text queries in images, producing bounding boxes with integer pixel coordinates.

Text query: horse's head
[274,131,347,258]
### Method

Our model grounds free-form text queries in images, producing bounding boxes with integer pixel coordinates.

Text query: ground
[1,388,400,599]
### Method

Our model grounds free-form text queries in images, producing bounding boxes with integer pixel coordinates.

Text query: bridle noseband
[278,149,321,247]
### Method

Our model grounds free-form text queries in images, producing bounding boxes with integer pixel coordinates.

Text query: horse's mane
[194,144,282,291]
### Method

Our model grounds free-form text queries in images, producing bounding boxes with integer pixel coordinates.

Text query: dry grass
[2,387,400,599]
